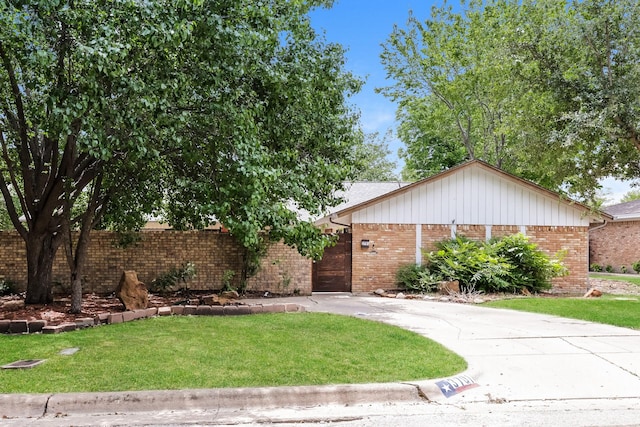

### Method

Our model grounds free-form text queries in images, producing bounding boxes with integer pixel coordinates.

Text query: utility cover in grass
[2,359,45,369]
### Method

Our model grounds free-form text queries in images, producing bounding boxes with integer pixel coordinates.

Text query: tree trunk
[25,233,60,304]
[69,227,92,314]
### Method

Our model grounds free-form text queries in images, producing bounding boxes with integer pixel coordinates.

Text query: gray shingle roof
[325,181,412,214]
[604,199,640,218]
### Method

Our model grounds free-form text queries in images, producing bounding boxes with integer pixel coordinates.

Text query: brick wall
[589,221,640,273]
[0,231,311,295]
[351,224,416,293]
[350,223,589,294]
[526,226,589,293]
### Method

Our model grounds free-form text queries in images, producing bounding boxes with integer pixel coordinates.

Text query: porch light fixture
[360,239,370,248]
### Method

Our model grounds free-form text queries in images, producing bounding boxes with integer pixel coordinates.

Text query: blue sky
[309,0,633,202]
[309,1,424,152]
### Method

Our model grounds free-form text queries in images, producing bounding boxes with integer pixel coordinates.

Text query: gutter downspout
[329,214,351,230]
[588,220,608,233]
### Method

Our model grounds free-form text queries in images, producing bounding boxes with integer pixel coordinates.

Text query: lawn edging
[0,303,306,335]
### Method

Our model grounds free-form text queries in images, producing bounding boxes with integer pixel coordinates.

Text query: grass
[590,272,640,286]
[485,295,640,329]
[0,313,466,394]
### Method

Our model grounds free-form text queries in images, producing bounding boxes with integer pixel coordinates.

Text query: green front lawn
[485,296,640,329]
[0,313,466,393]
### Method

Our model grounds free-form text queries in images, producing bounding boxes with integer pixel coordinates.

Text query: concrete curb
[0,383,422,418]
[0,369,482,418]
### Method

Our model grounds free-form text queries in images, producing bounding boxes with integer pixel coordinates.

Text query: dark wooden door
[312,233,352,292]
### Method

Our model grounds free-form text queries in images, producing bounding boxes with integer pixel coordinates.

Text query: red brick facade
[350,223,589,294]
[0,231,311,295]
[589,221,640,273]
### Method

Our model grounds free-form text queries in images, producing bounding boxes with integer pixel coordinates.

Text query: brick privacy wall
[589,221,640,273]
[517,226,588,293]
[0,231,311,295]
[351,224,416,293]
[350,223,589,294]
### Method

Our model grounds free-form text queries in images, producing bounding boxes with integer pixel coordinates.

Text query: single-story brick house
[313,160,607,294]
[589,199,640,273]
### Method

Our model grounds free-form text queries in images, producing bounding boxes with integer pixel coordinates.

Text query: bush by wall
[397,234,567,294]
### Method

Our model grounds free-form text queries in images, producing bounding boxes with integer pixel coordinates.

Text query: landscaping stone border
[0,303,306,335]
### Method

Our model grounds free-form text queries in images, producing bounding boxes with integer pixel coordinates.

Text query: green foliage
[621,266,628,274]
[620,190,640,204]
[422,234,566,294]
[352,131,399,181]
[590,264,603,272]
[378,0,640,202]
[113,231,143,249]
[0,279,17,296]
[150,262,197,295]
[221,270,236,292]
[0,0,361,303]
[490,234,567,293]
[396,264,423,289]
[605,265,614,273]
[634,261,640,274]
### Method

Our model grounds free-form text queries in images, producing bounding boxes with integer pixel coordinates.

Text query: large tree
[379,0,640,200]
[351,131,399,181]
[0,0,361,305]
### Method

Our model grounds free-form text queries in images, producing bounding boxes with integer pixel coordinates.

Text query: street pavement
[2,293,640,426]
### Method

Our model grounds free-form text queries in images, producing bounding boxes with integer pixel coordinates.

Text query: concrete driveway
[2,293,640,426]
[301,294,640,402]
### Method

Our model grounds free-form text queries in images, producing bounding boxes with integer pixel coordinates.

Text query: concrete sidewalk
[2,293,640,424]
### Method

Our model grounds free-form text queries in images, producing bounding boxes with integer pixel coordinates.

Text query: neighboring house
[589,199,640,272]
[313,160,606,294]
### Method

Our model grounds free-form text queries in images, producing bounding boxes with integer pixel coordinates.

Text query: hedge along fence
[0,231,312,295]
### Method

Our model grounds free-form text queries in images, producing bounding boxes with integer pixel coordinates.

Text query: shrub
[590,264,602,272]
[0,279,17,296]
[150,262,197,294]
[621,265,628,274]
[605,265,614,273]
[491,234,566,293]
[633,261,640,274]
[221,270,237,292]
[425,236,512,293]
[423,234,566,294]
[395,263,425,291]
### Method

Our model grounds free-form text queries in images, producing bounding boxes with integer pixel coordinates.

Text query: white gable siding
[351,164,590,226]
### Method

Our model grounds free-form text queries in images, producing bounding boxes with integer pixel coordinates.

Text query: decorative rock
[473,298,485,304]
[202,294,220,305]
[438,280,460,295]
[2,300,24,311]
[396,293,406,299]
[115,271,149,310]
[220,290,240,299]
[584,288,603,298]
[439,296,451,302]
[373,289,387,296]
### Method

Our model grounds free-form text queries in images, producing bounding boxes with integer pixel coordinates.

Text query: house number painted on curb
[435,374,479,398]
